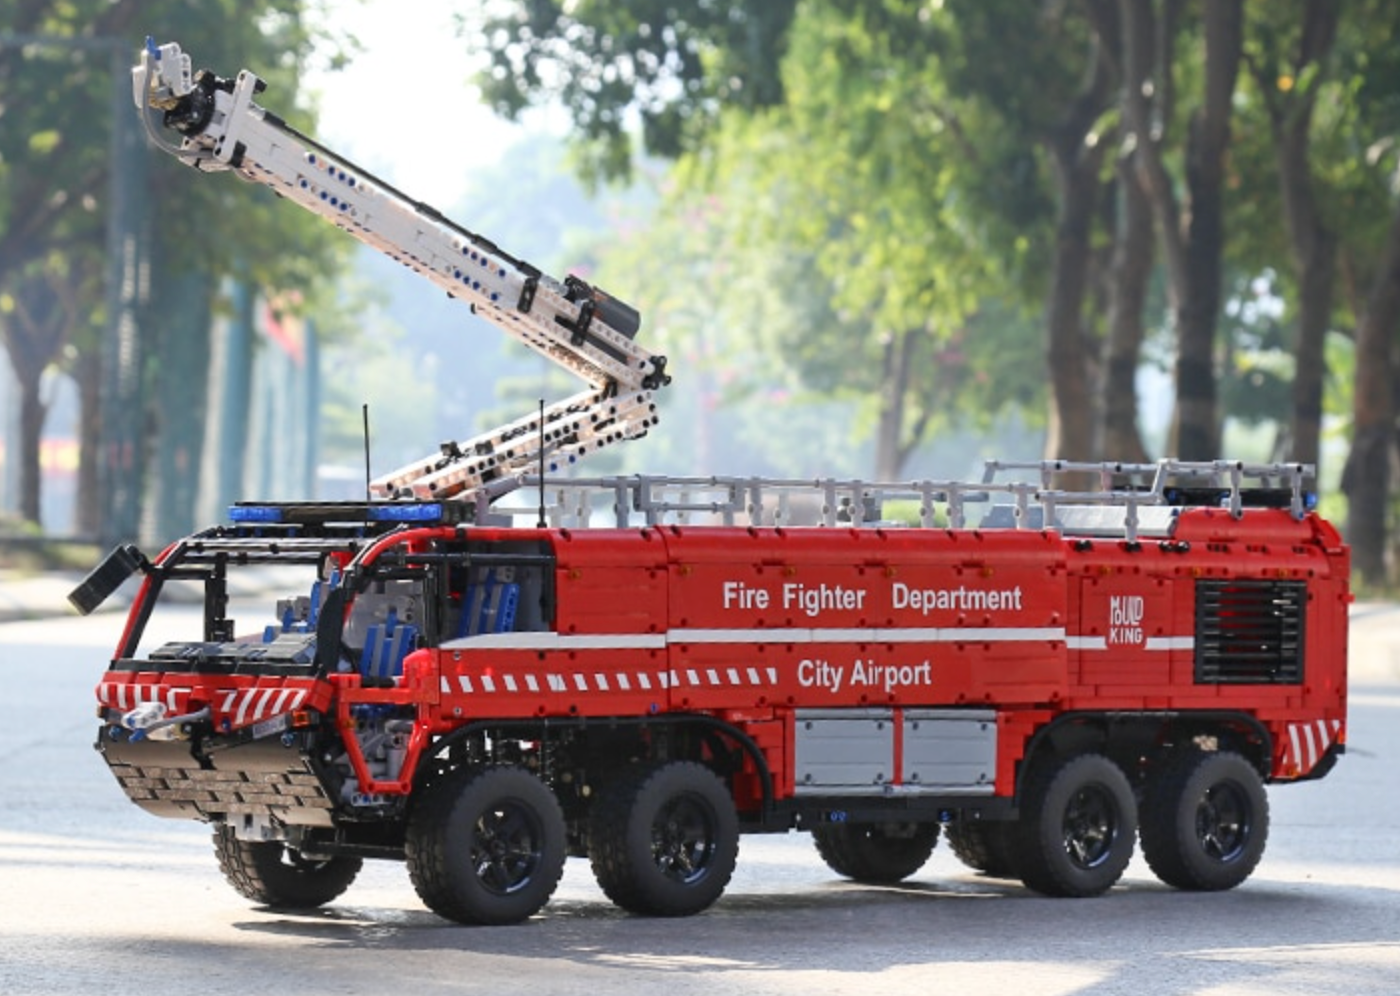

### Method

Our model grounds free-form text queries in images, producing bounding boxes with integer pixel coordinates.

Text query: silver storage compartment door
[794,708,894,795]
[902,709,997,795]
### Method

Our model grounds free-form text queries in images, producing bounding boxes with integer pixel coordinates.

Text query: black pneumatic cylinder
[564,275,640,339]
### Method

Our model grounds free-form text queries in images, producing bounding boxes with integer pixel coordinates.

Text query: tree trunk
[1342,208,1400,586]
[1102,148,1154,464]
[874,329,916,481]
[1,270,72,528]
[149,270,213,543]
[1289,230,1335,466]
[1250,0,1340,470]
[73,347,103,537]
[1044,150,1103,465]
[16,366,45,526]
[200,282,256,521]
[1043,21,1114,470]
[1173,0,1243,459]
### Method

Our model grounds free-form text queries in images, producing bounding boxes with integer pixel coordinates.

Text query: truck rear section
[74,463,1350,924]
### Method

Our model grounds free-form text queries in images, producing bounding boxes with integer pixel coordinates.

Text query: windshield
[111,522,556,682]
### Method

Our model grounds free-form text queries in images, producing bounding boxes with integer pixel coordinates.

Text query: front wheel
[1140,749,1269,891]
[213,826,361,908]
[406,765,567,925]
[1016,752,1137,898]
[812,821,939,884]
[589,761,739,917]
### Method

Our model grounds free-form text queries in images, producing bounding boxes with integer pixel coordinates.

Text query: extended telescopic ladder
[133,39,670,504]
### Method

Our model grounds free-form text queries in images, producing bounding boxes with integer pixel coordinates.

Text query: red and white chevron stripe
[439,666,782,697]
[98,680,191,715]
[97,681,310,731]
[1282,718,1344,776]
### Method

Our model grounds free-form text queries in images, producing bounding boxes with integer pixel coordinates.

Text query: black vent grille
[1195,579,1306,684]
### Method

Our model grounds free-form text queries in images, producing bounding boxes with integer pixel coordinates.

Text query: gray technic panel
[794,709,894,794]
[902,709,998,795]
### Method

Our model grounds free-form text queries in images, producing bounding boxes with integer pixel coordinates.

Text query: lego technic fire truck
[70,40,1350,926]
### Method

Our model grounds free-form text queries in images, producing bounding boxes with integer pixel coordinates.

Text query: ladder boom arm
[133,40,670,500]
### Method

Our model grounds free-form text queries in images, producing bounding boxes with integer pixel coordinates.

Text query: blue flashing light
[1305,491,1318,511]
[229,505,285,523]
[369,503,445,523]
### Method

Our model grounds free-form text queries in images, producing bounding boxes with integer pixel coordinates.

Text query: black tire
[405,765,567,925]
[1016,752,1137,898]
[812,821,940,884]
[213,826,361,908]
[589,761,739,917]
[1140,749,1269,891]
[946,821,1020,878]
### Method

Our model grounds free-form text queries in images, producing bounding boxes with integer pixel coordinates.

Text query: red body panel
[103,506,1351,808]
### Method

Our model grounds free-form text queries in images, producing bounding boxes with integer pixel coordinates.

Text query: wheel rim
[1194,780,1251,863]
[1061,784,1119,870]
[650,792,718,885]
[470,800,544,896]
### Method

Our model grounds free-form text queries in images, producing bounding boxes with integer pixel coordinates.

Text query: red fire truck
[70,41,1350,926]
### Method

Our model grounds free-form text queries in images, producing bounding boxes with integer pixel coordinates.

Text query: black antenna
[362,403,372,502]
[537,398,547,528]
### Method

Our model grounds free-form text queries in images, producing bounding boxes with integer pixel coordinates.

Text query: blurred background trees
[0,0,348,544]
[476,0,1400,584]
[2,1,1400,586]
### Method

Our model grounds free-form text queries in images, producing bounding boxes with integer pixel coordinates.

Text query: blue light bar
[369,503,445,522]
[227,501,455,527]
[229,505,285,523]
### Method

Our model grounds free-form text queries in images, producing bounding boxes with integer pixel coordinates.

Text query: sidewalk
[0,570,105,623]
[1347,601,1400,684]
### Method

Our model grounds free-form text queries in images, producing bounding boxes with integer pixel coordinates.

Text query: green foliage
[0,1,352,292]
[0,1,358,529]
[1217,270,1293,427]
[472,0,1400,501]
[470,0,1058,476]
[581,164,871,477]
[472,0,798,184]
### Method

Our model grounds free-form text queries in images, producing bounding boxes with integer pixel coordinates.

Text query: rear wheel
[946,821,1020,878]
[589,761,739,917]
[1140,749,1268,891]
[406,765,567,925]
[1016,752,1137,898]
[213,826,361,908]
[812,821,940,884]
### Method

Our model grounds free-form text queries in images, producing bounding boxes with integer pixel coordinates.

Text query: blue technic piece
[262,572,339,643]
[457,570,520,638]
[360,608,419,682]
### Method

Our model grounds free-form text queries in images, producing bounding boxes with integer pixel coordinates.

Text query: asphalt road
[1,606,1397,996]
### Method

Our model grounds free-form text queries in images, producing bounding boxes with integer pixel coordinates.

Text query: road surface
[1,606,1397,996]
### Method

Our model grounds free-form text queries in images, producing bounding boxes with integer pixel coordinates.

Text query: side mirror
[68,544,148,616]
